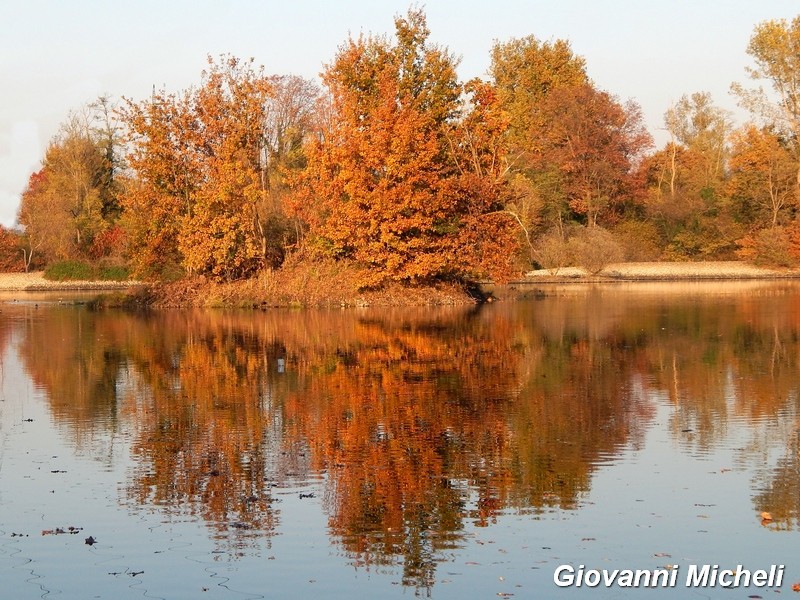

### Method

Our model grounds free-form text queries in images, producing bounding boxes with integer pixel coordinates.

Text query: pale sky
[1,0,798,228]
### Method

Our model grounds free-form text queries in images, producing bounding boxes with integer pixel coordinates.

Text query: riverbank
[525,261,800,281]
[2,261,799,306]
[0,272,140,291]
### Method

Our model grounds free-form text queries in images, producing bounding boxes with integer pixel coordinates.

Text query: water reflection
[7,281,800,589]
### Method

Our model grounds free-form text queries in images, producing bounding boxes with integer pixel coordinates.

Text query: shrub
[612,220,664,261]
[735,227,799,268]
[43,260,96,281]
[567,226,624,274]
[533,229,571,274]
[98,265,131,281]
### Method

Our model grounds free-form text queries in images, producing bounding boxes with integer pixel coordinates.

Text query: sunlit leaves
[120,56,316,281]
[293,9,518,287]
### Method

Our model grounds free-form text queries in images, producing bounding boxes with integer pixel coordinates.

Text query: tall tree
[490,35,588,162]
[532,84,651,228]
[17,106,117,265]
[728,124,796,228]
[121,57,318,280]
[664,92,731,190]
[259,75,321,266]
[732,16,800,202]
[293,9,518,287]
[489,36,589,238]
[642,92,736,259]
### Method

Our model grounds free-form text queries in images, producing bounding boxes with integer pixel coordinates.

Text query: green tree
[489,36,589,238]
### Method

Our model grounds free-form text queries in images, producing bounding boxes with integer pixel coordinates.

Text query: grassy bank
[5,260,800,309]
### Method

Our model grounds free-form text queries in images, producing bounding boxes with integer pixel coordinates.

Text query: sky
[1,0,799,228]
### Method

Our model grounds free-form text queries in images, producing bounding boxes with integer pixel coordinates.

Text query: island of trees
[5,10,800,303]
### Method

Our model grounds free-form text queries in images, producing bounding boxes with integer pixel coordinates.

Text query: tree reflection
[11,282,800,586]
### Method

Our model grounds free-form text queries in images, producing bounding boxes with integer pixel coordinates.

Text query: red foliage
[0,226,26,272]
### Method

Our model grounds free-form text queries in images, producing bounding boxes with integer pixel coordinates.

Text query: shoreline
[0,272,140,292]
[521,261,800,282]
[1,262,799,306]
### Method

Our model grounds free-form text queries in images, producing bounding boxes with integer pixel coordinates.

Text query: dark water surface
[1,281,798,599]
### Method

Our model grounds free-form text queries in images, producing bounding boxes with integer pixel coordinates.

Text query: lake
[0,281,798,599]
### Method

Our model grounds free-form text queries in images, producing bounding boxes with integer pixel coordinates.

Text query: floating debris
[42,526,82,536]
[85,536,97,546]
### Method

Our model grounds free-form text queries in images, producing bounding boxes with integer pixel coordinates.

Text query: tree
[293,9,518,287]
[118,88,195,279]
[489,36,589,238]
[259,75,321,266]
[728,124,796,228]
[122,57,281,280]
[490,35,588,161]
[0,226,25,272]
[121,57,322,280]
[732,16,800,202]
[17,106,117,265]
[530,84,651,228]
[664,92,731,190]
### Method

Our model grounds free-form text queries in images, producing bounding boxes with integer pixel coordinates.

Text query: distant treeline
[6,9,800,286]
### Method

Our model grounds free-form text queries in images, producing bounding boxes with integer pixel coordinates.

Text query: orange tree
[120,56,274,280]
[292,9,519,288]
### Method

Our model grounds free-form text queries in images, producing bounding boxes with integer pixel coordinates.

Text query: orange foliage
[292,10,519,288]
[120,56,273,281]
[0,225,25,272]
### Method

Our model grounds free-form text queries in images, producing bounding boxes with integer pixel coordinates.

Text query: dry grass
[147,257,474,308]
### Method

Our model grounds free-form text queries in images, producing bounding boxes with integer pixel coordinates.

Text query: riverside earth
[2,261,799,293]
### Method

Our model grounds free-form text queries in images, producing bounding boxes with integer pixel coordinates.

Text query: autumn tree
[0,225,25,272]
[121,56,272,280]
[490,35,589,162]
[728,125,799,265]
[638,93,739,259]
[121,57,319,280]
[293,9,519,287]
[664,92,731,192]
[728,124,796,228]
[732,16,800,203]
[259,75,321,266]
[533,84,651,228]
[17,106,119,266]
[489,36,649,273]
[489,36,589,241]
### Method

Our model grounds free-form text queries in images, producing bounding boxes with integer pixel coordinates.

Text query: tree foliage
[293,9,518,287]
[120,57,319,281]
[14,10,800,281]
[17,107,119,268]
[732,16,800,202]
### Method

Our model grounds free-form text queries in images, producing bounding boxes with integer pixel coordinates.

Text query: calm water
[0,281,798,599]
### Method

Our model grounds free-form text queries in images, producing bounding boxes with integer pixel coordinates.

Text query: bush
[533,229,571,274]
[98,265,131,281]
[735,227,800,268]
[613,220,664,261]
[44,260,96,281]
[567,226,624,274]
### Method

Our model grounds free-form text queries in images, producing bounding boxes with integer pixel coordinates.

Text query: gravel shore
[526,261,800,280]
[0,272,139,291]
